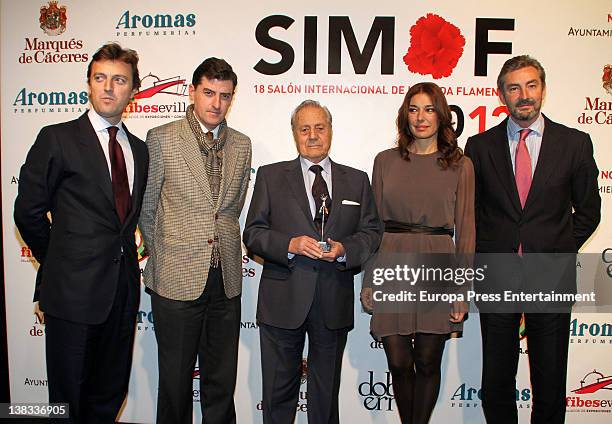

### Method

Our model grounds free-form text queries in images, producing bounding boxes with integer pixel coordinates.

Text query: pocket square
[342,199,360,206]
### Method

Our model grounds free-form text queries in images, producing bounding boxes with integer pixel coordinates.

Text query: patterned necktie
[515,128,531,255]
[107,126,131,224]
[309,165,331,227]
[205,131,222,268]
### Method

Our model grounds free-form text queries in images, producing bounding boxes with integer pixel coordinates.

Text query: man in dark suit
[465,55,600,424]
[14,43,148,423]
[243,100,382,423]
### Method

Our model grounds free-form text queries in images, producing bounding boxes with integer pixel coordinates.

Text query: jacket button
[214,213,219,220]
[113,258,120,264]
[208,238,214,244]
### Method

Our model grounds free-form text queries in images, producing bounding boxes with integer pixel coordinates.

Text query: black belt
[384,220,454,237]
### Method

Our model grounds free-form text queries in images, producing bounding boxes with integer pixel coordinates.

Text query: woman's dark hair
[396,82,462,169]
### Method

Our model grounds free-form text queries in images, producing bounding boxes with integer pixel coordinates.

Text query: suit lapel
[323,160,345,237]
[218,132,239,207]
[178,119,214,207]
[488,120,522,214]
[285,158,317,231]
[77,113,118,221]
[523,117,560,211]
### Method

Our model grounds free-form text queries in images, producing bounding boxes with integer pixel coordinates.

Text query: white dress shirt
[87,109,134,193]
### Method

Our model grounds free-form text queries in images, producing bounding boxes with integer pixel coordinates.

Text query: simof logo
[300,358,308,385]
[603,65,612,95]
[403,13,465,79]
[572,370,612,394]
[39,1,67,36]
[134,73,188,100]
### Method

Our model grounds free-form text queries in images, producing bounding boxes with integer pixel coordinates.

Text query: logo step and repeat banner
[2,1,611,422]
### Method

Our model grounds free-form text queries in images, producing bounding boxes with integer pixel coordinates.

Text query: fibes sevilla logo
[125,73,188,119]
[134,73,188,100]
[403,14,466,79]
[572,370,612,395]
[39,1,67,36]
[567,370,612,411]
[20,245,37,263]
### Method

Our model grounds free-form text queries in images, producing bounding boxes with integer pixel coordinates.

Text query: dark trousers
[480,312,571,424]
[45,260,139,424]
[151,267,241,424]
[259,284,349,424]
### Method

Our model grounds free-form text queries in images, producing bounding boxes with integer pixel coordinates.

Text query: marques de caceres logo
[39,1,66,36]
[403,13,466,79]
[577,66,612,126]
[567,369,612,411]
[17,2,85,66]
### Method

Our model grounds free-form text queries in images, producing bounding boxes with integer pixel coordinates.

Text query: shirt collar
[507,113,545,139]
[300,156,332,175]
[197,120,219,139]
[87,108,125,135]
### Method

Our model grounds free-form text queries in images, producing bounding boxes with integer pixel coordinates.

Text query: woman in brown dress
[361,82,475,423]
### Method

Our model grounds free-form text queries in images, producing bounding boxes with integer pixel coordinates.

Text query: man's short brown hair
[87,43,140,90]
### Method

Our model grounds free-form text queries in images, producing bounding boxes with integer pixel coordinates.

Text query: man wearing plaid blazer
[139,58,252,424]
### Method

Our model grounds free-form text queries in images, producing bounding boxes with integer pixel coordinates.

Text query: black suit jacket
[465,116,600,302]
[465,116,600,254]
[243,157,382,330]
[14,112,149,325]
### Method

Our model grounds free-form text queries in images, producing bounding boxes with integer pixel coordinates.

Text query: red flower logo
[403,14,465,79]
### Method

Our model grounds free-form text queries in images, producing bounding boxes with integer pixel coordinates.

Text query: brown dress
[369,148,475,338]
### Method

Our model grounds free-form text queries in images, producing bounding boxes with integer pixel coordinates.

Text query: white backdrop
[2,1,611,422]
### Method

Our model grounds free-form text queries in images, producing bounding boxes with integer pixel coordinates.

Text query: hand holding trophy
[318,195,331,253]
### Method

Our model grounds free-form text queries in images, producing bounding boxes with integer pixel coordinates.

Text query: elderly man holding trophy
[244,99,382,423]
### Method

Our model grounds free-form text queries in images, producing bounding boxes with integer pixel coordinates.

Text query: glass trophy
[318,195,331,252]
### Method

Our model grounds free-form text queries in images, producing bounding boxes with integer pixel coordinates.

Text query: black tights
[382,333,448,424]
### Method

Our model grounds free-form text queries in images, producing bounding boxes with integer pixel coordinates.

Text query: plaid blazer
[139,118,252,300]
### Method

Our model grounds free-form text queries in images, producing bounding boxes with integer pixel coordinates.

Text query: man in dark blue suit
[465,55,600,424]
[14,43,148,423]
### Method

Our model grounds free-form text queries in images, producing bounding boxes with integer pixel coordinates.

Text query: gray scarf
[186,103,227,268]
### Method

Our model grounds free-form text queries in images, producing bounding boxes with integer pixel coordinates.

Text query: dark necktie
[107,126,131,224]
[309,165,331,227]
